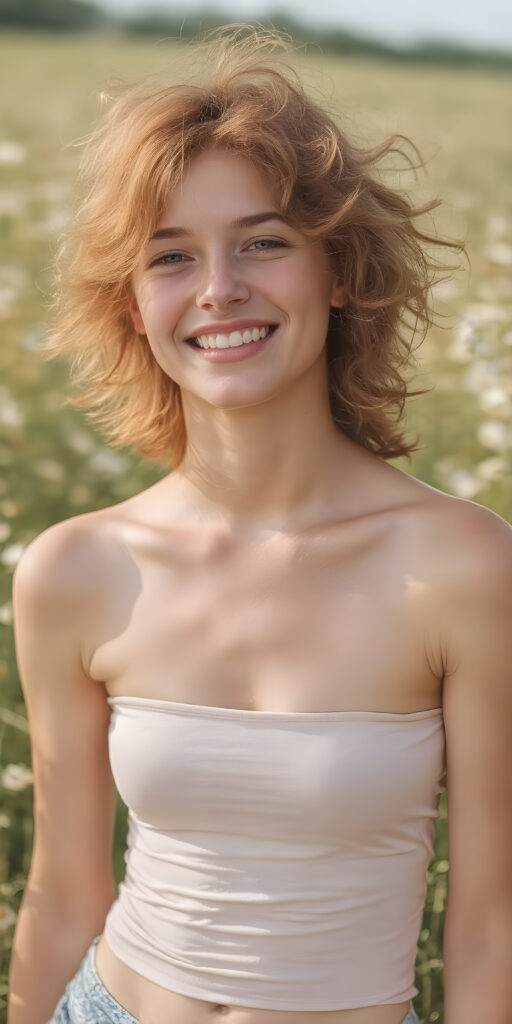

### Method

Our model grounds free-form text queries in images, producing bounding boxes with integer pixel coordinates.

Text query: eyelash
[250,239,288,251]
[151,238,288,267]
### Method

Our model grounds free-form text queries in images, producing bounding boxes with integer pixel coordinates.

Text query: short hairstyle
[43,24,463,468]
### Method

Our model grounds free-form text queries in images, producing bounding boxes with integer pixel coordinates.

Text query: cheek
[266,264,311,310]
[139,287,182,333]
[277,258,333,315]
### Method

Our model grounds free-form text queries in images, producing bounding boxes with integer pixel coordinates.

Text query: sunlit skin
[128,146,372,535]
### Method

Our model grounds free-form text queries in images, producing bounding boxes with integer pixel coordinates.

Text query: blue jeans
[45,935,138,1023]
[46,933,422,1023]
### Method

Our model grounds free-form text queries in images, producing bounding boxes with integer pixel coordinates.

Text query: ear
[330,277,346,310]
[128,294,146,335]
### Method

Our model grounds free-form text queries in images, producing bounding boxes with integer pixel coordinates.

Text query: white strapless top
[103,696,446,1011]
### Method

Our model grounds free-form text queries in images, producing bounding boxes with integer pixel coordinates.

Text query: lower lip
[185,328,276,363]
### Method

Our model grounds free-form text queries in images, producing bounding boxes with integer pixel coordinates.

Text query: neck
[167,361,371,539]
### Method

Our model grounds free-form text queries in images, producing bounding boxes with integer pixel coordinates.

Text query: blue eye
[149,239,287,267]
[249,239,287,250]
[153,252,186,266]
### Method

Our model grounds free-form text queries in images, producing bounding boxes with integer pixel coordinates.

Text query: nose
[195,251,250,311]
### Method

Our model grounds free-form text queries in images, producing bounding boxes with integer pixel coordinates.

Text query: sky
[99,0,512,52]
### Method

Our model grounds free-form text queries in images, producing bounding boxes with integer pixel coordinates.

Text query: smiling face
[129,146,345,408]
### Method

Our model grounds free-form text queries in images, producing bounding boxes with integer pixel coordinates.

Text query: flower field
[0,31,511,1022]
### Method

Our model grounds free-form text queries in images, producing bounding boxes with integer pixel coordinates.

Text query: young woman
[8,25,512,1024]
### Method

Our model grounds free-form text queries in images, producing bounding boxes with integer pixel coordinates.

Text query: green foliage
[116,9,512,70]
[0,2,511,69]
[0,0,106,30]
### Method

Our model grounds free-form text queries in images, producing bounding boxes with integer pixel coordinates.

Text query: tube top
[103,696,446,1011]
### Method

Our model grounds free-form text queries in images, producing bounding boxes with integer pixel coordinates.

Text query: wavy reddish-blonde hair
[43,24,462,468]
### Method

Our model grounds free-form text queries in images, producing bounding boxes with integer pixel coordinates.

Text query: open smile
[184,324,278,363]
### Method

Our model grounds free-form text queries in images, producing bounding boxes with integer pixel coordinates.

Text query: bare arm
[439,501,512,1024]
[7,519,117,1024]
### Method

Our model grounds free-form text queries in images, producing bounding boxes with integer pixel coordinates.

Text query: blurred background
[0,2,511,1020]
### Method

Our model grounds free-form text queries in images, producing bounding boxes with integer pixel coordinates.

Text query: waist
[95,932,417,1024]
[102,876,421,1012]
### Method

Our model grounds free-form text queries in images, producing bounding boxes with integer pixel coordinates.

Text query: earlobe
[330,279,346,310]
[128,295,146,335]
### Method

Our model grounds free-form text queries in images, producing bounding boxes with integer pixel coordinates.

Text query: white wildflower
[20,327,45,352]
[486,215,510,239]
[485,243,512,266]
[448,339,473,363]
[66,430,96,455]
[451,303,510,361]
[89,449,129,475]
[477,420,509,450]
[0,287,17,317]
[448,314,476,362]
[454,313,478,345]
[478,386,511,414]
[0,142,26,165]
[0,603,12,625]
[0,543,26,567]
[0,812,10,828]
[475,456,508,482]
[447,470,482,498]
[466,303,508,325]
[34,459,65,482]
[2,764,33,791]
[0,522,11,542]
[0,389,23,427]
[0,904,16,931]
[463,360,499,394]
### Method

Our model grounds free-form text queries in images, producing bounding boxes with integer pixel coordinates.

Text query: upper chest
[87,501,445,711]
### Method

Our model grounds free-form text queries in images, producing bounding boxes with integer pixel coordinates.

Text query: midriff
[95,932,414,1024]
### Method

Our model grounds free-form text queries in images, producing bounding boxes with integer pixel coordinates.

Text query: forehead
[157,147,280,227]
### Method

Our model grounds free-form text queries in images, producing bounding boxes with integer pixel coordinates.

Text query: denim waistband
[46,933,138,1023]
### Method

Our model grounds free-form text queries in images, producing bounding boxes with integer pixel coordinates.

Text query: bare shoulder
[13,508,120,606]
[413,490,512,582]
[387,462,511,562]
[408,491,512,680]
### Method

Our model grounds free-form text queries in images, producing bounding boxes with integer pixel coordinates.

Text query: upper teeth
[194,325,272,349]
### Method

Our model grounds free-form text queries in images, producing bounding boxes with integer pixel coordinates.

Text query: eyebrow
[150,211,289,241]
